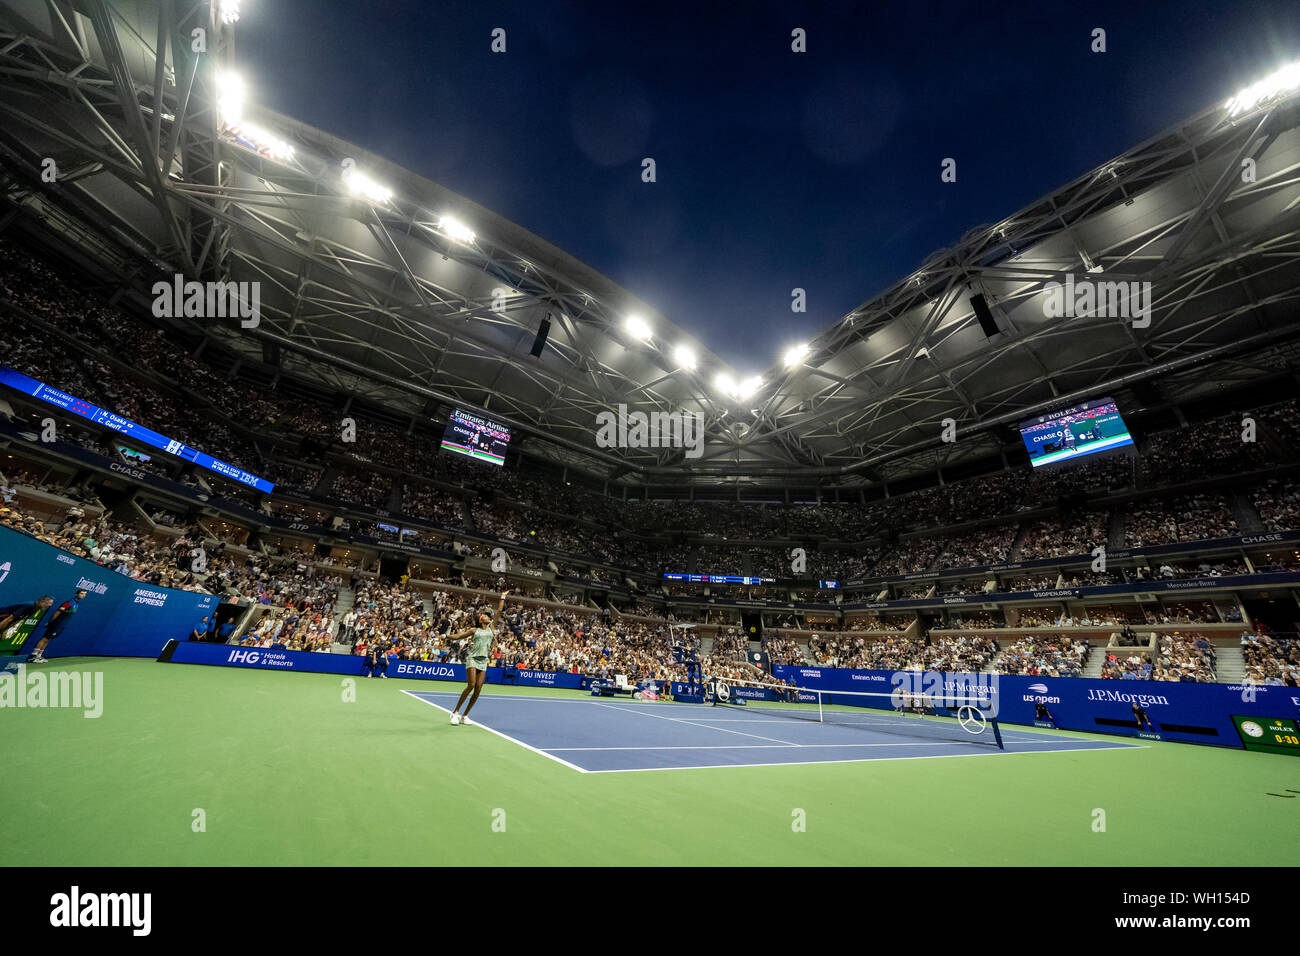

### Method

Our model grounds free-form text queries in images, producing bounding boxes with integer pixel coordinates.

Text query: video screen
[1019,397,1134,468]
[0,365,274,492]
[440,408,510,466]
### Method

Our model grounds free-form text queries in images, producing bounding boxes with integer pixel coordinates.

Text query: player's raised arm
[492,590,510,627]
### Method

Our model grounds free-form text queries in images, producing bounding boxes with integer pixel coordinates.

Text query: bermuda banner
[164,640,587,689]
[772,665,1300,749]
[0,525,219,658]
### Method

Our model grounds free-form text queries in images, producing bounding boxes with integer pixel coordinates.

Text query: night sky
[238,0,1300,373]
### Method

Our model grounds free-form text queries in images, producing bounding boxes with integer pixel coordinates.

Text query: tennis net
[707,676,1004,749]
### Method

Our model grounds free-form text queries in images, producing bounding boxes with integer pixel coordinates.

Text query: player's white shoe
[461,716,473,726]
[450,713,460,725]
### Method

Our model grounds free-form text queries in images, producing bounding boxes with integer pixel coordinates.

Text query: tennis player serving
[448,590,510,726]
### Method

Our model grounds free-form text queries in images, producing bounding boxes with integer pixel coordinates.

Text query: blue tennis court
[403,689,1139,772]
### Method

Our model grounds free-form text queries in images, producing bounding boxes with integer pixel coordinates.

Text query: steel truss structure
[1,1,1299,495]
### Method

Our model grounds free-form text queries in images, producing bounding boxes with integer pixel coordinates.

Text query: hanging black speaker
[530,317,552,357]
[970,293,999,337]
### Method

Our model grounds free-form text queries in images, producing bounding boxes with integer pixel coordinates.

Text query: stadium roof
[2,1,1300,493]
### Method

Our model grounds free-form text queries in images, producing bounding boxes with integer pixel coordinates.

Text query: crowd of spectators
[1017,510,1111,560]
[7,238,1300,648]
[1099,651,1153,680]
[806,633,996,672]
[1241,630,1300,685]
[1142,412,1270,485]
[762,631,805,666]
[1154,632,1217,682]
[1124,494,1238,547]
[1253,478,1300,533]
[991,635,1089,677]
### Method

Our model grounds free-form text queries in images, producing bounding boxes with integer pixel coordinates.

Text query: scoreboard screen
[440,409,510,466]
[0,366,274,493]
[663,572,775,585]
[1233,715,1300,755]
[1019,396,1134,468]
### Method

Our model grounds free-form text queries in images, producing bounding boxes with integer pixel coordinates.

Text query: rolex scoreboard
[1232,715,1300,755]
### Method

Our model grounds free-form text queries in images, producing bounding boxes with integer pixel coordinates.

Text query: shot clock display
[1232,715,1300,755]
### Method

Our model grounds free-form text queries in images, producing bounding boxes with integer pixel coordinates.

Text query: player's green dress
[468,627,493,670]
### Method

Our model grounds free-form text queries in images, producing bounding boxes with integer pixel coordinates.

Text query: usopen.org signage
[772,665,1300,749]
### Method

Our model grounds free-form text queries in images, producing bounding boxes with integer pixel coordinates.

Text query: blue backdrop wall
[0,525,218,658]
[772,664,1300,748]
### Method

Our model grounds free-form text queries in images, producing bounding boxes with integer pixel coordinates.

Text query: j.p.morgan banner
[773,665,1300,749]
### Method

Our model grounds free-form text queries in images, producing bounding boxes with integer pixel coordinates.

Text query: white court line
[696,717,907,723]
[548,741,1002,750]
[587,699,800,746]
[693,712,1067,739]
[414,690,731,712]
[401,689,590,774]
[580,743,1149,773]
[408,691,1084,740]
[692,716,1060,745]
[404,689,1143,774]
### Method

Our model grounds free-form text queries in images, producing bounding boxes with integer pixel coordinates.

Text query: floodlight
[625,315,652,341]
[216,71,245,125]
[1226,61,1300,116]
[438,216,476,243]
[343,165,393,203]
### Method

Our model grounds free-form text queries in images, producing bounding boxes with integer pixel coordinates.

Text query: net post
[991,713,1005,750]
[818,689,824,723]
